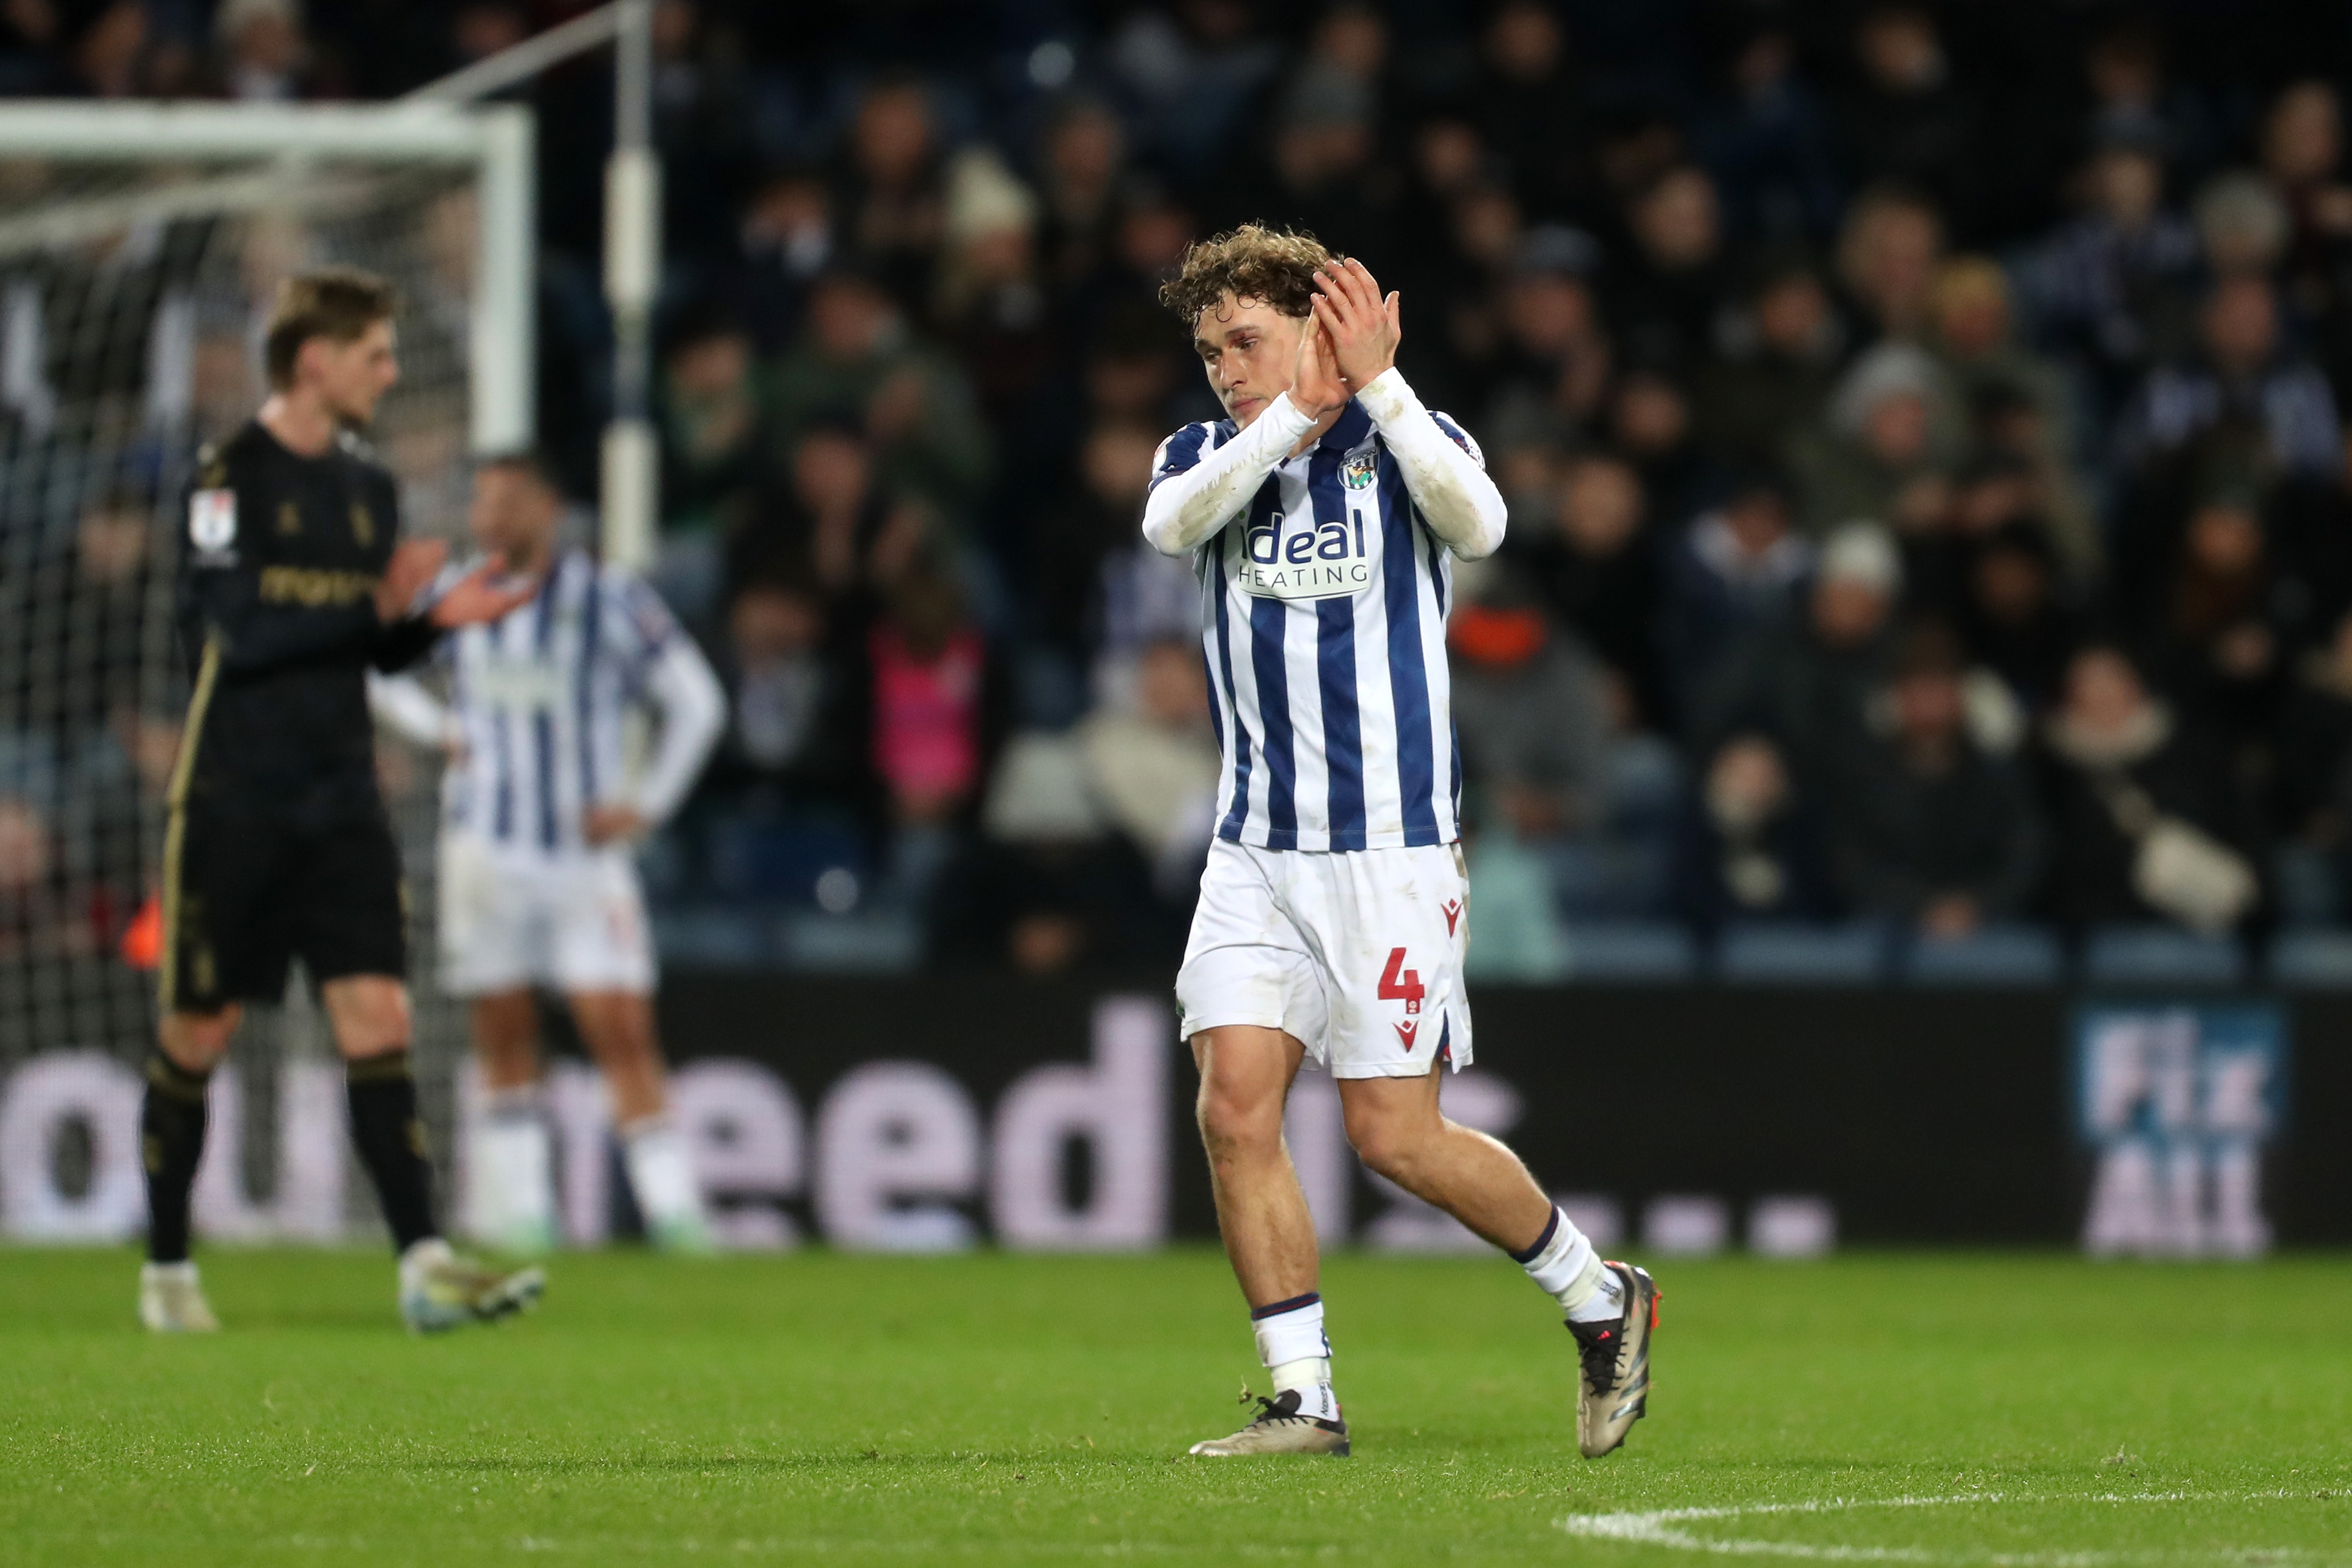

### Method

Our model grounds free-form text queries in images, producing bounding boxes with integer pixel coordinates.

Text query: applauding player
[370,452,726,1254]
[1146,229,1657,1459]
[140,268,547,1334]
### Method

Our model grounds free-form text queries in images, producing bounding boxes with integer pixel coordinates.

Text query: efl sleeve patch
[188,488,237,552]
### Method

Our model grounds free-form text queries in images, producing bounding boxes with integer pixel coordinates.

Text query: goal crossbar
[0,101,536,454]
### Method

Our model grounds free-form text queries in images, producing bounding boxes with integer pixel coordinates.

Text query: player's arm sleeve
[1353,367,1508,560]
[629,635,728,825]
[1139,396,1320,556]
[366,486,441,672]
[367,670,456,750]
[180,486,381,676]
[369,615,440,673]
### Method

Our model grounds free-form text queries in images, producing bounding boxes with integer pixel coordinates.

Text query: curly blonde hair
[1159,223,1336,329]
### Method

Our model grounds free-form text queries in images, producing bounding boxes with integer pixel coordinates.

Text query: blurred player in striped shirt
[372,452,726,1253]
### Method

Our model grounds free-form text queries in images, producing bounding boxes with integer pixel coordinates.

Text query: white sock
[1251,1294,1335,1416]
[1514,1205,1621,1321]
[399,1235,454,1289]
[620,1117,706,1234]
[471,1094,554,1242]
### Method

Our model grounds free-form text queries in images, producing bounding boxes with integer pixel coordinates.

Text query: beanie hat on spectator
[1819,523,1903,597]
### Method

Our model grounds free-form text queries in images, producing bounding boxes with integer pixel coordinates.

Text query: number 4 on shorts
[1379,947,1424,1015]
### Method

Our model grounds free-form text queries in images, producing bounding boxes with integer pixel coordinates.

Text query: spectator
[1484,226,1611,447]
[1471,0,1592,222]
[2135,485,2289,746]
[2194,169,2291,279]
[61,0,148,98]
[1838,7,1980,240]
[730,419,918,614]
[1824,622,2043,934]
[1028,419,1159,673]
[2079,22,2217,185]
[1695,254,1846,472]
[1514,450,1668,728]
[1451,572,1611,834]
[1660,472,1812,714]
[0,793,75,958]
[1691,24,1842,244]
[729,166,834,353]
[936,149,1051,429]
[1927,257,2099,578]
[768,268,992,525]
[2259,81,2352,398]
[211,0,307,101]
[1105,0,1281,180]
[1256,3,1394,262]
[1036,98,1128,291]
[659,306,766,538]
[2118,273,2342,482]
[1788,341,1962,539]
[717,565,865,809]
[2036,644,2257,930]
[2272,607,2352,922]
[956,730,1145,975]
[2013,138,2203,423]
[1611,165,1730,372]
[1450,570,1672,916]
[1836,184,1944,343]
[1957,522,2086,715]
[1077,635,1221,891]
[834,75,947,312]
[1607,367,1710,528]
[1671,733,1836,929]
[869,560,990,907]
[1693,522,1901,783]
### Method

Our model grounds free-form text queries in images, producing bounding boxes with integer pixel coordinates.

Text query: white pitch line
[1559,1488,2324,1565]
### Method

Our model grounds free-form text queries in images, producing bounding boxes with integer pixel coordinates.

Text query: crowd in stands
[12,2,2352,978]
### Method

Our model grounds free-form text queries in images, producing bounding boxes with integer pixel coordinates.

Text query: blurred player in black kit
[138,267,546,1333]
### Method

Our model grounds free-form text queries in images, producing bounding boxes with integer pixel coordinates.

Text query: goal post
[0,100,535,1244]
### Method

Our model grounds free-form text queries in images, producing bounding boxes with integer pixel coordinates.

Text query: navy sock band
[1508,1205,1563,1266]
[1250,1291,1322,1321]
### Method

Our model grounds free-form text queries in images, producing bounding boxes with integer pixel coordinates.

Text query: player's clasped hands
[1311,256,1401,393]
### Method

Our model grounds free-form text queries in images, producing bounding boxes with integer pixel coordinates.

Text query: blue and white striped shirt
[1150,384,1497,853]
[407,550,721,854]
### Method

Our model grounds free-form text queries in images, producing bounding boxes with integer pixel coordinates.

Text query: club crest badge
[1341,446,1379,490]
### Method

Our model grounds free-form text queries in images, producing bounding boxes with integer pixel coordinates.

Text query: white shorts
[1175,839,1472,1079]
[436,833,656,998]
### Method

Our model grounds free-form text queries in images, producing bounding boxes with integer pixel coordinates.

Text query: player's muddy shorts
[1175,838,1471,1079]
[162,797,407,1012]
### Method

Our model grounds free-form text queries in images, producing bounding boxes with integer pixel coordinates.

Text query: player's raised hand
[375,539,448,623]
[427,552,540,629]
[1289,315,1349,418]
[1311,256,1400,391]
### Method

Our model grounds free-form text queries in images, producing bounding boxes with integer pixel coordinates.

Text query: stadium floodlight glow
[0,100,536,456]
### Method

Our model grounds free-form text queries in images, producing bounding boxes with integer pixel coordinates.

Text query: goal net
[0,104,533,1246]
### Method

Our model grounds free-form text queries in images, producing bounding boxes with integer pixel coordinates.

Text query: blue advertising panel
[2073,1003,2288,1257]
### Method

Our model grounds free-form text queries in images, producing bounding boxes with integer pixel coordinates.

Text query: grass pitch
[3,1247,2348,1566]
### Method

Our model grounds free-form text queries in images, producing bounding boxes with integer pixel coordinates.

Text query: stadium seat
[782,911,924,973]
[1715,922,1889,984]
[652,908,774,969]
[2266,928,2352,988]
[1899,923,2064,986]
[2081,925,2245,986]
[1559,921,1698,981]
